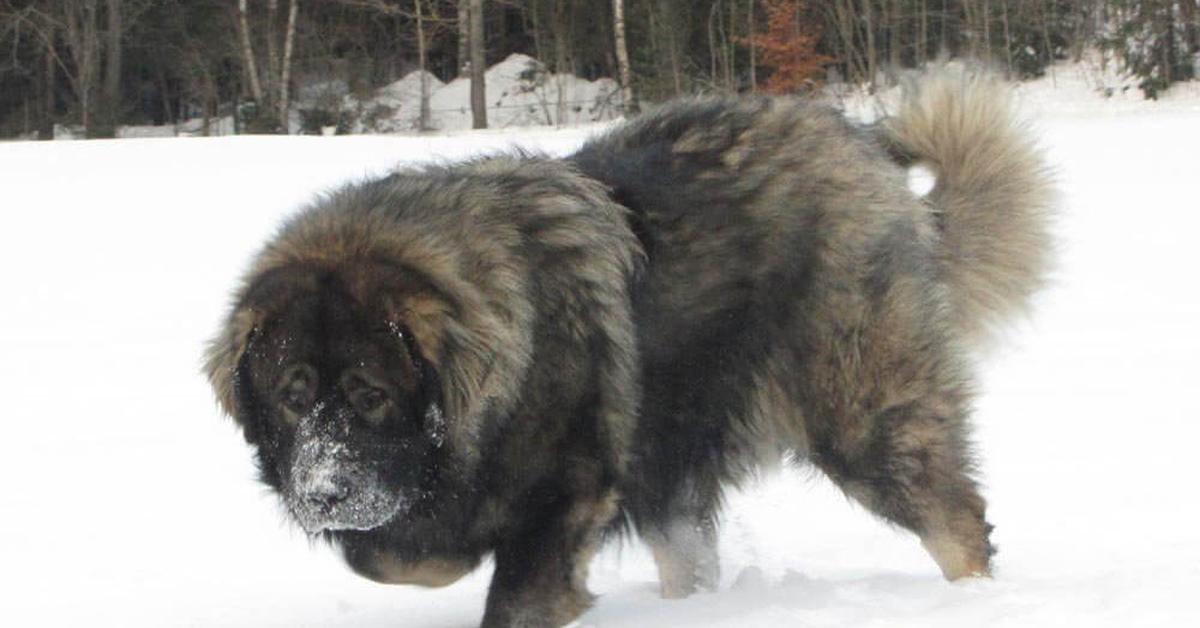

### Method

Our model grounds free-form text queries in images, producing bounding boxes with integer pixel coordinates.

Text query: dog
[205,66,1052,627]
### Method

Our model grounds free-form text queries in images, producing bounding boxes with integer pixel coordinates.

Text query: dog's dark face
[235,268,447,534]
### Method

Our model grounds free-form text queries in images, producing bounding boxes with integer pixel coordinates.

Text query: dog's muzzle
[289,438,406,533]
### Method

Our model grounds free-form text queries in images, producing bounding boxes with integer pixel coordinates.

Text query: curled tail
[881,66,1055,346]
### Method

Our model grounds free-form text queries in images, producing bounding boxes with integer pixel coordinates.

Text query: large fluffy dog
[205,68,1051,627]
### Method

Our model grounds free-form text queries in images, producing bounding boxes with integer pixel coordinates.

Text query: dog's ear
[204,306,261,422]
[384,291,453,369]
[382,291,492,457]
[205,264,316,426]
[373,260,532,466]
[386,315,446,443]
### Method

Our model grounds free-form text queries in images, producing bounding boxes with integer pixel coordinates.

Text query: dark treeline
[1,1,1197,139]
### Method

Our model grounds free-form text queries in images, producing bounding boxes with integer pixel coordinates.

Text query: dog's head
[205,261,458,534]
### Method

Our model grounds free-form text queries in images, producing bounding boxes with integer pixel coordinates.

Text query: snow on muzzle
[287,420,408,534]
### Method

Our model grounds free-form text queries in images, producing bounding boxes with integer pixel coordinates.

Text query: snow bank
[339,71,447,134]
[344,53,623,133]
[289,53,623,135]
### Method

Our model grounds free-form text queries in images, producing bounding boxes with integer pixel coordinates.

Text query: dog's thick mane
[205,155,643,469]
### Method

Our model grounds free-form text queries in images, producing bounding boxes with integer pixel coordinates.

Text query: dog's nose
[304,475,353,513]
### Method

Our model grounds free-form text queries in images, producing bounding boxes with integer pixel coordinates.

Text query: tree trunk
[553,0,570,124]
[1181,0,1200,57]
[918,0,928,63]
[1001,0,1013,75]
[458,0,470,77]
[63,0,101,135]
[237,0,264,104]
[645,0,663,96]
[748,0,756,90]
[833,0,860,84]
[708,3,718,89]
[613,0,638,113]
[1074,0,1088,62]
[267,0,279,98]
[278,0,298,133]
[861,0,876,88]
[659,0,682,95]
[983,0,992,58]
[202,67,216,136]
[94,0,122,137]
[940,0,948,55]
[1162,0,1174,85]
[889,0,901,70]
[726,0,736,91]
[1040,0,1055,83]
[41,32,56,140]
[416,0,432,131]
[961,0,975,57]
[156,60,175,127]
[469,0,487,128]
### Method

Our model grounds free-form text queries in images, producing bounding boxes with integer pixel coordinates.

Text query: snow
[2,71,1199,627]
[835,55,1200,125]
[294,53,621,135]
[345,71,447,134]
[45,53,621,140]
[406,53,623,132]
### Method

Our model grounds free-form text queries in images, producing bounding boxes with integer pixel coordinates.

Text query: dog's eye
[351,387,392,425]
[276,365,317,422]
[282,385,307,410]
[359,389,385,411]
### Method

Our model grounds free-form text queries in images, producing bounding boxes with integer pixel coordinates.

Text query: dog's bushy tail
[882,66,1054,347]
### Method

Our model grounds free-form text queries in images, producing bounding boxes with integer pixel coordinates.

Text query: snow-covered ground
[2,72,1198,627]
[107,53,623,140]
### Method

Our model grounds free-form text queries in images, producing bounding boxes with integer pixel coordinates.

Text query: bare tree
[235,0,300,133]
[457,0,469,76]
[62,1,101,132]
[279,0,298,131]
[415,0,431,131]
[660,0,683,95]
[266,0,278,96]
[613,0,637,113]
[917,0,928,63]
[469,0,486,128]
[5,0,129,137]
[748,0,756,90]
[887,0,900,70]
[552,0,570,123]
[42,29,56,139]
[1181,0,1200,58]
[1000,0,1014,75]
[236,0,264,104]
[861,0,875,87]
[99,0,121,135]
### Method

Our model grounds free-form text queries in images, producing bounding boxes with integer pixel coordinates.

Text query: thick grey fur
[205,65,1053,627]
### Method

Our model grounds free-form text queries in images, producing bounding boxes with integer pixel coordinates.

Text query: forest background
[1,1,1197,139]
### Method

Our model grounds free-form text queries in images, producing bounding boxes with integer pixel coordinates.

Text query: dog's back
[572,67,1052,595]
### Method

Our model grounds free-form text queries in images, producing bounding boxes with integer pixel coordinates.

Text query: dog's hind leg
[633,471,722,599]
[808,397,994,580]
[644,509,720,599]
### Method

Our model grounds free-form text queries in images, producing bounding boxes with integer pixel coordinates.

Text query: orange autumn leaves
[746,0,831,94]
